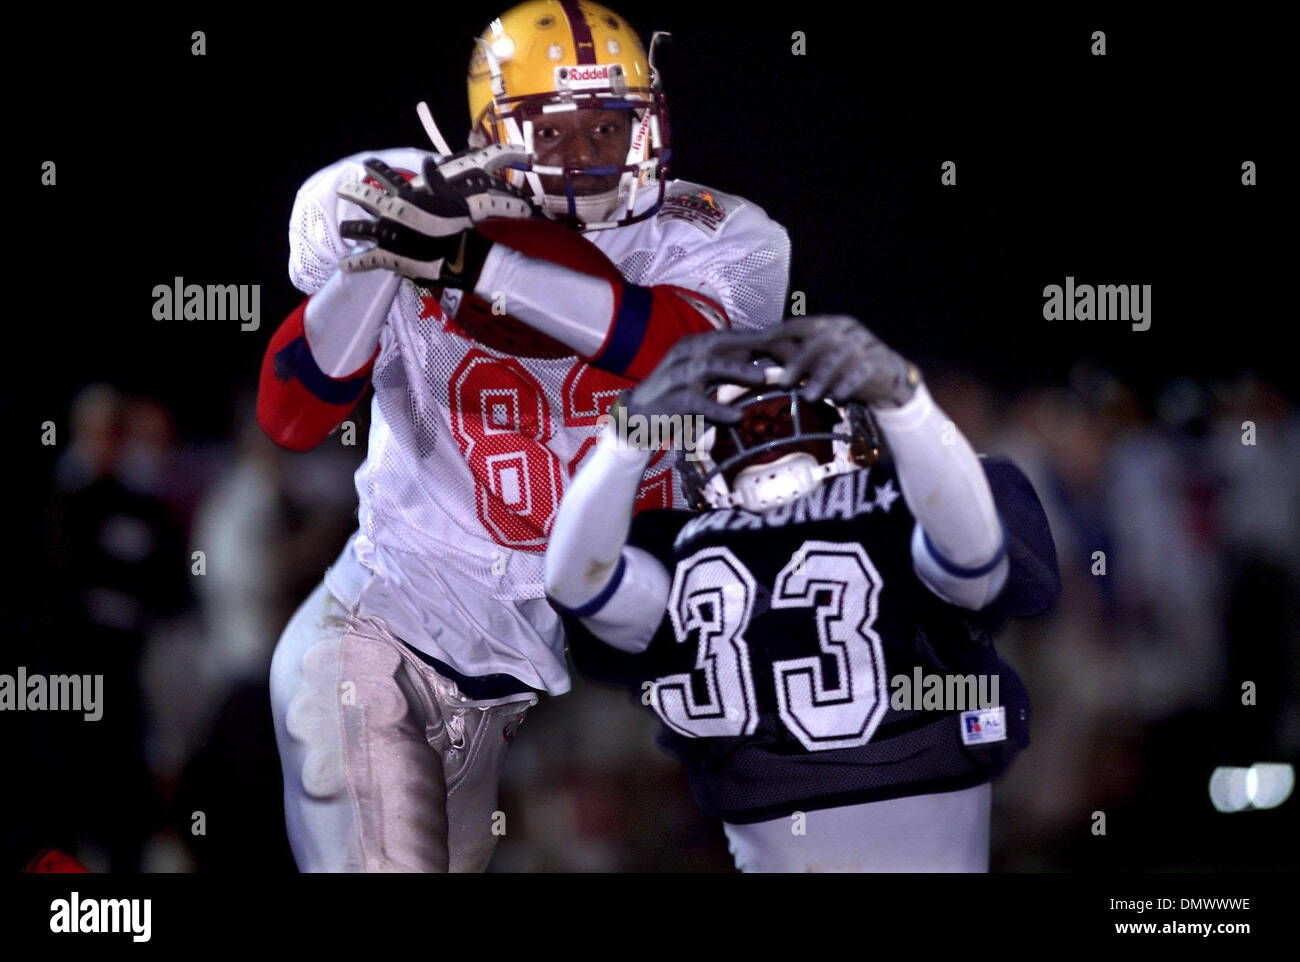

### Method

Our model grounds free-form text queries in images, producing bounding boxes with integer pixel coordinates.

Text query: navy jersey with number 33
[561,456,1060,824]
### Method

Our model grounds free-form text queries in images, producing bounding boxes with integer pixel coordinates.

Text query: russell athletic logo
[960,706,1007,746]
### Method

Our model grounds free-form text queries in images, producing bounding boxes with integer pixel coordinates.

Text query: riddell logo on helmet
[629,111,650,154]
[557,64,615,88]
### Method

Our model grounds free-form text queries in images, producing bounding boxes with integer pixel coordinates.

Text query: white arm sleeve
[466,183,793,358]
[288,148,431,375]
[473,245,614,357]
[304,270,402,376]
[544,422,671,653]
[872,384,1009,610]
[573,547,671,654]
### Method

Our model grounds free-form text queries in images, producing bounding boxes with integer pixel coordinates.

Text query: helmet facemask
[680,367,882,513]
[468,29,671,231]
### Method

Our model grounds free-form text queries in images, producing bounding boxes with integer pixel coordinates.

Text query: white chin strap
[730,452,824,512]
[542,188,620,225]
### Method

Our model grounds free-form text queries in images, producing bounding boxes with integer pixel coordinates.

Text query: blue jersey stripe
[921,520,1008,579]
[273,337,370,406]
[595,284,652,374]
[549,554,628,618]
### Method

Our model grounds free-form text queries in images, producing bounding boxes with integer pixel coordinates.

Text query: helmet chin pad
[680,371,880,512]
[541,187,621,224]
[731,452,823,512]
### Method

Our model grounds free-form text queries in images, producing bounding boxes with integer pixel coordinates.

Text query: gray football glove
[760,315,921,408]
[622,330,773,425]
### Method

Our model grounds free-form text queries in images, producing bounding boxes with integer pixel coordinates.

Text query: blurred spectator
[492,674,735,872]
[118,397,207,532]
[168,406,359,871]
[26,372,1300,872]
[46,384,191,871]
[1207,376,1300,760]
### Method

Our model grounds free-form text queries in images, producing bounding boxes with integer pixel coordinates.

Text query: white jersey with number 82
[288,148,790,694]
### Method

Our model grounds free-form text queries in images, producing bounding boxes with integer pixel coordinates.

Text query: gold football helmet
[467,1,671,230]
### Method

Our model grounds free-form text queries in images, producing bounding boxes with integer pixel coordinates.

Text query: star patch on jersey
[872,479,900,513]
[659,189,728,234]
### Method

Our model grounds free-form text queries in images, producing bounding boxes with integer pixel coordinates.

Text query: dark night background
[7,4,1294,873]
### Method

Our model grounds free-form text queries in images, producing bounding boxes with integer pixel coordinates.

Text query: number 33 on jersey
[561,460,1048,824]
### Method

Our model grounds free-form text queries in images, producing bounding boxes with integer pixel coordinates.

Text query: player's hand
[624,330,772,425]
[761,315,921,409]
[431,143,538,222]
[335,153,537,288]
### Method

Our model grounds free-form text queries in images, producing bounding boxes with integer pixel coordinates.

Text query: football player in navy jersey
[544,316,1060,871]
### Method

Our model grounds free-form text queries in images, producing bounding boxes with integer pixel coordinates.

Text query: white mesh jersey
[288,147,790,693]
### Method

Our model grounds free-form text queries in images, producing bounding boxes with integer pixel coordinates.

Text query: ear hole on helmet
[851,436,878,466]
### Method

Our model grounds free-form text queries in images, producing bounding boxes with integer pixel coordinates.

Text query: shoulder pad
[982,457,1062,617]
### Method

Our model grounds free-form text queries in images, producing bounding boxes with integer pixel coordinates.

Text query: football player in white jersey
[258,0,790,871]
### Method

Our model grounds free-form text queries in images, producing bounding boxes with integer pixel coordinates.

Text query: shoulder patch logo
[960,706,1007,746]
[660,189,728,234]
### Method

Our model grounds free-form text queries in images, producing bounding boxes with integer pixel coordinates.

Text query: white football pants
[723,782,992,872]
[269,582,536,872]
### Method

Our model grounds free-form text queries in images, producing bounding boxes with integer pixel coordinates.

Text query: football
[448,290,575,359]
